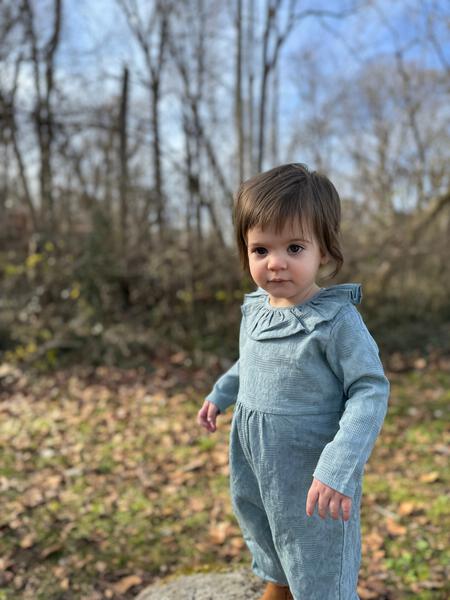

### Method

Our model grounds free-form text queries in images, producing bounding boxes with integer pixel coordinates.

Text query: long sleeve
[312,307,390,498]
[205,359,239,414]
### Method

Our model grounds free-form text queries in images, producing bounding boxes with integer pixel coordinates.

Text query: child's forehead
[247,220,314,241]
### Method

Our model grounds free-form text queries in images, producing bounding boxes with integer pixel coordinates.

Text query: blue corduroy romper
[205,283,390,600]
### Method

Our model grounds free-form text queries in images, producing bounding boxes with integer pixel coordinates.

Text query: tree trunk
[22,0,62,235]
[235,0,244,183]
[119,65,129,257]
[151,76,164,241]
[247,0,256,174]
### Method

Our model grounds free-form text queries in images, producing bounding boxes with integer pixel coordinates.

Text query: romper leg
[229,404,289,586]
[245,408,362,600]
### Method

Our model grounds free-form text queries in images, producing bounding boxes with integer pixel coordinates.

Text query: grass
[0,361,448,599]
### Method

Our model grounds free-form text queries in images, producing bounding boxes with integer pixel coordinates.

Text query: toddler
[197,163,390,600]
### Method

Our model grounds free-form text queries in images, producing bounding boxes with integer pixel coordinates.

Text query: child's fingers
[197,401,219,432]
[327,495,352,521]
[340,497,352,521]
[196,402,208,425]
[197,403,211,429]
[206,404,219,432]
[328,497,341,520]
[306,480,352,521]
[305,484,319,517]
[317,492,331,519]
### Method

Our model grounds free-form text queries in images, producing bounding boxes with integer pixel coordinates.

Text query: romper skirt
[229,401,362,600]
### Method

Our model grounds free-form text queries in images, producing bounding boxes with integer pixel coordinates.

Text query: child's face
[246,220,329,308]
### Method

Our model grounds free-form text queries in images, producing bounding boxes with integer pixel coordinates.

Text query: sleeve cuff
[205,391,234,414]
[312,464,358,498]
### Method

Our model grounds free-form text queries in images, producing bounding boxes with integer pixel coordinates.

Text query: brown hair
[233,163,343,279]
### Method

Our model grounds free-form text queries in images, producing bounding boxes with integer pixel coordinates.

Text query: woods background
[0,2,449,600]
[1,0,449,371]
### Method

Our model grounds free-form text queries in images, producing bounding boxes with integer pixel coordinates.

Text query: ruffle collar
[241,283,362,340]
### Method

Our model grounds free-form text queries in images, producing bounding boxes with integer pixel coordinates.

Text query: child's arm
[312,307,390,499]
[197,359,240,432]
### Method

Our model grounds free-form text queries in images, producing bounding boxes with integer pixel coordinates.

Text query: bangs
[242,182,315,241]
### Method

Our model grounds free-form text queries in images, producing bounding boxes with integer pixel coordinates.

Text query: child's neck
[268,283,322,308]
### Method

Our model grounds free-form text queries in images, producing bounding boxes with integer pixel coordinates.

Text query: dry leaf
[398,501,416,516]
[230,536,246,550]
[365,530,384,549]
[46,474,63,490]
[170,352,187,365]
[419,471,439,483]
[209,521,231,544]
[211,450,228,466]
[19,533,36,549]
[60,578,70,590]
[112,575,143,594]
[386,517,407,536]
[357,585,379,600]
[7,519,21,533]
[40,543,63,558]
[0,557,13,570]
[181,458,205,472]
[364,578,389,594]
[22,487,45,508]
[52,565,66,578]
[413,358,427,370]
[189,497,207,511]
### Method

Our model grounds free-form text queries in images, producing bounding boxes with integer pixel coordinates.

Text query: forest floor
[0,357,449,600]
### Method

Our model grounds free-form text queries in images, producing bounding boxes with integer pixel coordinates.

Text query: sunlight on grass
[0,366,449,599]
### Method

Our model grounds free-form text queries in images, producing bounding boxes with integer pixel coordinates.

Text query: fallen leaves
[357,584,380,600]
[22,486,46,508]
[19,532,37,549]
[419,471,440,483]
[40,542,64,558]
[189,497,208,512]
[112,574,143,594]
[0,362,448,599]
[398,500,424,516]
[209,521,232,545]
[364,530,384,550]
[385,517,407,537]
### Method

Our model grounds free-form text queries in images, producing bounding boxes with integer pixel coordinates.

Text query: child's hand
[306,477,352,521]
[197,400,220,433]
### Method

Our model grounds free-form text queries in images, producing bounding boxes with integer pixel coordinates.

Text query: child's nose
[268,253,287,270]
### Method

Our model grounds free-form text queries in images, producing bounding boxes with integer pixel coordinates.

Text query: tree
[118,0,170,241]
[21,0,62,235]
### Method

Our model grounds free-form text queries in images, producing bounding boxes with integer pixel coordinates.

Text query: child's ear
[320,251,330,265]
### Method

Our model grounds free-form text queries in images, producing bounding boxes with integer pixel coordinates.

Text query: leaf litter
[0,359,448,599]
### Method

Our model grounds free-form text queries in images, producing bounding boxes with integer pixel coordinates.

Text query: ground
[0,357,448,599]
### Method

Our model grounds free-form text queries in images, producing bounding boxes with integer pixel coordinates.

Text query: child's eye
[289,244,304,254]
[254,247,267,256]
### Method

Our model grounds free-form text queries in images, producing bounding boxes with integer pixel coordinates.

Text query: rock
[135,568,265,599]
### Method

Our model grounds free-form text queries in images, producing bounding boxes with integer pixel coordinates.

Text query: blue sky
[6,0,449,222]
[58,1,449,76]
[53,0,449,142]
